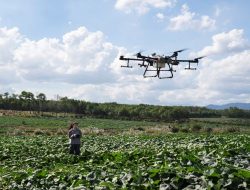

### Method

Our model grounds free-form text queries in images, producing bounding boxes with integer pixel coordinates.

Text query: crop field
[0,115,250,189]
[0,134,249,189]
[1,115,250,135]
[0,116,159,136]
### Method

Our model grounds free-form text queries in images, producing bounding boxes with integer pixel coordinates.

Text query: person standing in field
[68,122,82,155]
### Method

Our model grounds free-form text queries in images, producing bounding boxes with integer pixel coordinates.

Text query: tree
[36,93,46,101]
[3,92,9,99]
[36,93,47,115]
[19,91,35,112]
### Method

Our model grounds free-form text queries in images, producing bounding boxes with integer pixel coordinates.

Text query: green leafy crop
[0,134,249,189]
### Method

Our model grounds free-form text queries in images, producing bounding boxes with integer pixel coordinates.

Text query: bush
[180,128,189,133]
[13,129,25,136]
[43,130,52,136]
[56,129,67,135]
[136,127,145,131]
[227,127,240,133]
[33,129,44,135]
[205,127,213,133]
[170,126,179,133]
[191,124,202,132]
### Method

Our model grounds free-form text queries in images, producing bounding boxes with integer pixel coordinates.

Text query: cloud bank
[197,29,249,56]
[0,26,250,106]
[0,27,125,85]
[115,0,176,14]
[168,4,216,31]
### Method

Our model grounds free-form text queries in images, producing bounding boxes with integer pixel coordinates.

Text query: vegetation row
[1,91,250,122]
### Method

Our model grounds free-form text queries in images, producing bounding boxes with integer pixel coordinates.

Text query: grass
[0,115,249,136]
[0,115,159,135]
[190,117,250,127]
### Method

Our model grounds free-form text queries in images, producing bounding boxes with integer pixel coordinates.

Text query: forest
[0,91,250,121]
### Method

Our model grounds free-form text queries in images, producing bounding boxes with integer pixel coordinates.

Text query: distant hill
[207,103,250,110]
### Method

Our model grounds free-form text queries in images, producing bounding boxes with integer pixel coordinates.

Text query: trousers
[69,144,81,155]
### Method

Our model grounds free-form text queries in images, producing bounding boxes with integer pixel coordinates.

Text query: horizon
[2,90,250,109]
[0,0,250,106]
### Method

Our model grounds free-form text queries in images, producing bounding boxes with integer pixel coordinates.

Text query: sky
[0,0,250,106]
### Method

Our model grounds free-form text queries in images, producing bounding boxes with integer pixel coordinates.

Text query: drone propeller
[171,48,188,57]
[193,56,206,65]
[173,48,188,53]
[194,56,206,60]
[134,50,145,57]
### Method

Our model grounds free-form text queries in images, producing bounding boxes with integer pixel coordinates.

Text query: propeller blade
[194,56,206,65]
[170,48,188,58]
[133,50,145,56]
[195,56,206,60]
[173,48,188,53]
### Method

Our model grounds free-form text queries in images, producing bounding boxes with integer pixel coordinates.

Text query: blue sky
[0,0,250,106]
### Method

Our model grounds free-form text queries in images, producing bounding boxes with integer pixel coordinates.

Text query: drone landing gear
[158,68,174,79]
[121,59,132,68]
[158,64,175,79]
[185,61,197,70]
[143,64,158,78]
[143,64,174,79]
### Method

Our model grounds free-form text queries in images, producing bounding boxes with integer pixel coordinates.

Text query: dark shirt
[68,127,82,144]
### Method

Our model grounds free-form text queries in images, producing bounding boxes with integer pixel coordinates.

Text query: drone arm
[120,55,157,68]
[120,57,144,62]
[176,59,199,70]
[177,59,198,63]
[120,56,146,68]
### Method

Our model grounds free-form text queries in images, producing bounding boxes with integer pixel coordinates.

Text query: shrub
[170,126,179,133]
[13,129,25,136]
[43,130,52,136]
[180,128,189,133]
[136,127,145,131]
[56,129,67,135]
[191,124,202,132]
[227,127,240,133]
[205,127,213,133]
[33,129,44,135]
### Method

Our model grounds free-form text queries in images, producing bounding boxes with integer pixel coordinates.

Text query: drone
[119,49,205,79]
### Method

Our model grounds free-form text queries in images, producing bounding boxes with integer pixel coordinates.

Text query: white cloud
[72,82,153,103]
[196,50,250,104]
[1,26,250,106]
[115,0,176,15]
[0,27,22,65]
[158,29,250,105]
[168,4,216,31]
[0,26,158,103]
[197,50,250,93]
[10,26,124,84]
[158,51,250,105]
[156,13,165,21]
[0,65,20,84]
[197,29,249,56]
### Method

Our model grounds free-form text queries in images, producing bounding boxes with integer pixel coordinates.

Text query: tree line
[0,91,249,121]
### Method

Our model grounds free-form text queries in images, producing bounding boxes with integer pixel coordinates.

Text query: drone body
[119,50,204,79]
